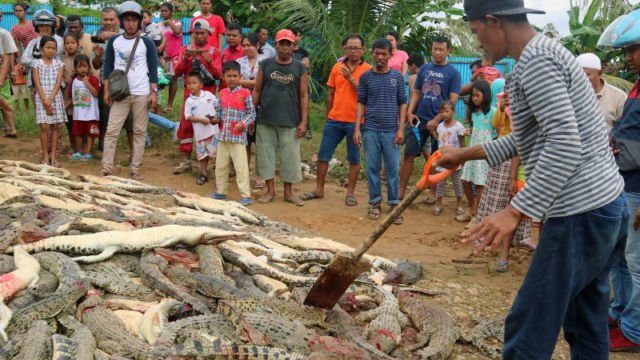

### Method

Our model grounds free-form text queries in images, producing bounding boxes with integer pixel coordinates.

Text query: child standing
[212,61,256,206]
[33,36,66,167]
[69,54,100,161]
[11,63,28,111]
[183,71,219,186]
[460,79,495,228]
[354,38,407,224]
[431,100,467,216]
[61,33,79,155]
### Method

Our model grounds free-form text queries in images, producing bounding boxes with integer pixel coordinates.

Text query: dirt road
[0,135,633,359]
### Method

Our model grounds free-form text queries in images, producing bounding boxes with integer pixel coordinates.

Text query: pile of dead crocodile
[0,160,501,359]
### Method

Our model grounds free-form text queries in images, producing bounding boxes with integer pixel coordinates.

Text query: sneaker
[305,129,313,140]
[173,160,192,175]
[70,152,82,160]
[80,154,93,162]
[610,327,640,352]
[211,192,226,200]
[238,198,253,206]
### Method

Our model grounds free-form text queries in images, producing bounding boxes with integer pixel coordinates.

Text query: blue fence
[448,56,516,119]
[0,5,514,110]
[0,6,252,48]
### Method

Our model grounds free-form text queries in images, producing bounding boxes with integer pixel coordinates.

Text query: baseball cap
[192,19,211,33]
[576,53,602,70]
[275,29,296,43]
[463,0,545,22]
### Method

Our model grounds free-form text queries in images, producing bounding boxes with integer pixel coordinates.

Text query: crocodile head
[382,260,423,285]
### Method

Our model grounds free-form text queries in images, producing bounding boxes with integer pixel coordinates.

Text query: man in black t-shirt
[253,29,309,206]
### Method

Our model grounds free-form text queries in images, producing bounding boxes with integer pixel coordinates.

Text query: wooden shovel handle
[354,186,424,259]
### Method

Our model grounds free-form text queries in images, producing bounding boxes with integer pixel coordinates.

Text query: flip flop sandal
[212,192,226,200]
[129,169,144,181]
[257,194,274,203]
[96,168,111,177]
[345,194,357,207]
[494,261,509,273]
[238,198,253,206]
[300,191,322,201]
[4,133,17,139]
[367,203,381,220]
[50,160,60,168]
[285,196,304,207]
[422,196,437,205]
[455,213,472,222]
[253,180,266,190]
[196,174,208,185]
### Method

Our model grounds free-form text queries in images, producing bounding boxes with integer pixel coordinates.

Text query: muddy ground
[0,135,634,359]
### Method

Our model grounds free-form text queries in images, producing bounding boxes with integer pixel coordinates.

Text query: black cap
[463,0,545,21]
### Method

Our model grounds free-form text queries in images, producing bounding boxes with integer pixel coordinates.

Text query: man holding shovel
[436,0,628,357]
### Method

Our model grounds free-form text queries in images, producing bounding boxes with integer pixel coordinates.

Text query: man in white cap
[576,53,627,131]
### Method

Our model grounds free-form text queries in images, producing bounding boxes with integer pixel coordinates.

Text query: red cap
[275,29,296,43]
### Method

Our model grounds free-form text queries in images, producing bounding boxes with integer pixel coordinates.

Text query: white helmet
[32,9,56,33]
[118,1,143,29]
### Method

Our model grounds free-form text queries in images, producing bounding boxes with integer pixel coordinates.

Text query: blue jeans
[504,195,628,359]
[146,112,179,146]
[610,191,640,344]
[362,129,400,206]
[317,120,360,164]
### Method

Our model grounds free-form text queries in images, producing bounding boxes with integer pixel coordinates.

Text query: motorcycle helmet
[32,9,56,33]
[118,1,143,30]
[598,9,640,50]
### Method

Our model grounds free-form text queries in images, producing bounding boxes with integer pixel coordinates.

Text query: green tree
[266,0,463,86]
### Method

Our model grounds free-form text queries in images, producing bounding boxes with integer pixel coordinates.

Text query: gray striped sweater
[483,34,624,220]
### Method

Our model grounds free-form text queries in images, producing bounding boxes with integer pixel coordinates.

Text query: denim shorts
[318,120,360,164]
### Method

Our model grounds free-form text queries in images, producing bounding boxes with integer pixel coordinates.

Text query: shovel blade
[303,252,372,309]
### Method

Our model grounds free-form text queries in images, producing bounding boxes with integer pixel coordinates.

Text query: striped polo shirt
[483,34,624,220]
[357,68,407,132]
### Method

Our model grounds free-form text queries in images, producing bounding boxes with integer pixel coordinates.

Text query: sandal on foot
[253,179,266,190]
[238,198,253,206]
[422,196,436,205]
[96,168,111,177]
[300,191,322,201]
[129,169,144,181]
[70,152,83,160]
[285,196,304,207]
[389,206,403,225]
[257,194,274,203]
[196,174,208,185]
[50,160,60,168]
[456,207,465,216]
[455,213,472,222]
[494,261,509,273]
[345,194,357,207]
[465,217,478,229]
[367,203,381,220]
[211,192,226,200]
[432,206,443,216]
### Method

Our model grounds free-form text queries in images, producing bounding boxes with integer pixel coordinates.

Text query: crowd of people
[0,0,639,355]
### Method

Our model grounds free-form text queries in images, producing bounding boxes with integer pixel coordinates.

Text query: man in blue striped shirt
[353,38,407,223]
[437,0,628,358]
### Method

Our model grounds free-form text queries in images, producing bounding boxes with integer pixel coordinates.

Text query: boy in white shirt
[184,71,219,185]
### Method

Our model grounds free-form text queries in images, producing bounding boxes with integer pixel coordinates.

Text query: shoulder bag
[108,35,141,102]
